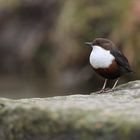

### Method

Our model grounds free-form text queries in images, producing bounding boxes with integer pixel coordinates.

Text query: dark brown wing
[110,50,133,74]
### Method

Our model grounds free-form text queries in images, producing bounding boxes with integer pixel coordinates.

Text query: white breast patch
[89,45,115,69]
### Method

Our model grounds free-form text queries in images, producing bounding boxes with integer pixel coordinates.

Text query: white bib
[90,45,115,69]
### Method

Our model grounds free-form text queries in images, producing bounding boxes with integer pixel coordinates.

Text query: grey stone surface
[0,80,140,140]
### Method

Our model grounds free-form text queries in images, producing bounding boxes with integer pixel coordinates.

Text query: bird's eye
[96,42,100,46]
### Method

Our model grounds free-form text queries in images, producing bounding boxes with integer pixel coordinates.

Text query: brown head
[86,38,116,50]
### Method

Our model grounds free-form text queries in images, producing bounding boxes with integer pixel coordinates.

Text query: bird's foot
[104,88,111,92]
[97,90,104,94]
[97,88,109,94]
[104,88,116,93]
[97,88,114,94]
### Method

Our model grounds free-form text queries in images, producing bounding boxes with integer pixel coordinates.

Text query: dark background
[0,0,139,98]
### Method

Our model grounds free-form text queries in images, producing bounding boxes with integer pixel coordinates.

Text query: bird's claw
[97,88,115,94]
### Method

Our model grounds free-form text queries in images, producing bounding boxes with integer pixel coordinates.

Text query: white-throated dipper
[86,38,132,93]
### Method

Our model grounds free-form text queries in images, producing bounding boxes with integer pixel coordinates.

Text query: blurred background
[0,0,139,98]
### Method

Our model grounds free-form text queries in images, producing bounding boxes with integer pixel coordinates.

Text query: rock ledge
[0,80,140,140]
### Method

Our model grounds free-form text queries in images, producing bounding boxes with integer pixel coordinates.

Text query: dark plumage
[110,50,133,74]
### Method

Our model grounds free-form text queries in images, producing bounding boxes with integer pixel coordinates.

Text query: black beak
[85,42,92,46]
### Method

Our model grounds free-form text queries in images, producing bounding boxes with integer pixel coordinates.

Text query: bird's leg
[105,78,119,93]
[111,78,119,90]
[98,79,108,93]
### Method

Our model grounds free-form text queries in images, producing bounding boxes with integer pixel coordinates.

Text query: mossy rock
[0,80,140,140]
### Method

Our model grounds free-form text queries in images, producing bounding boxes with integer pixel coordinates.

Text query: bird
[85,38,133,93]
